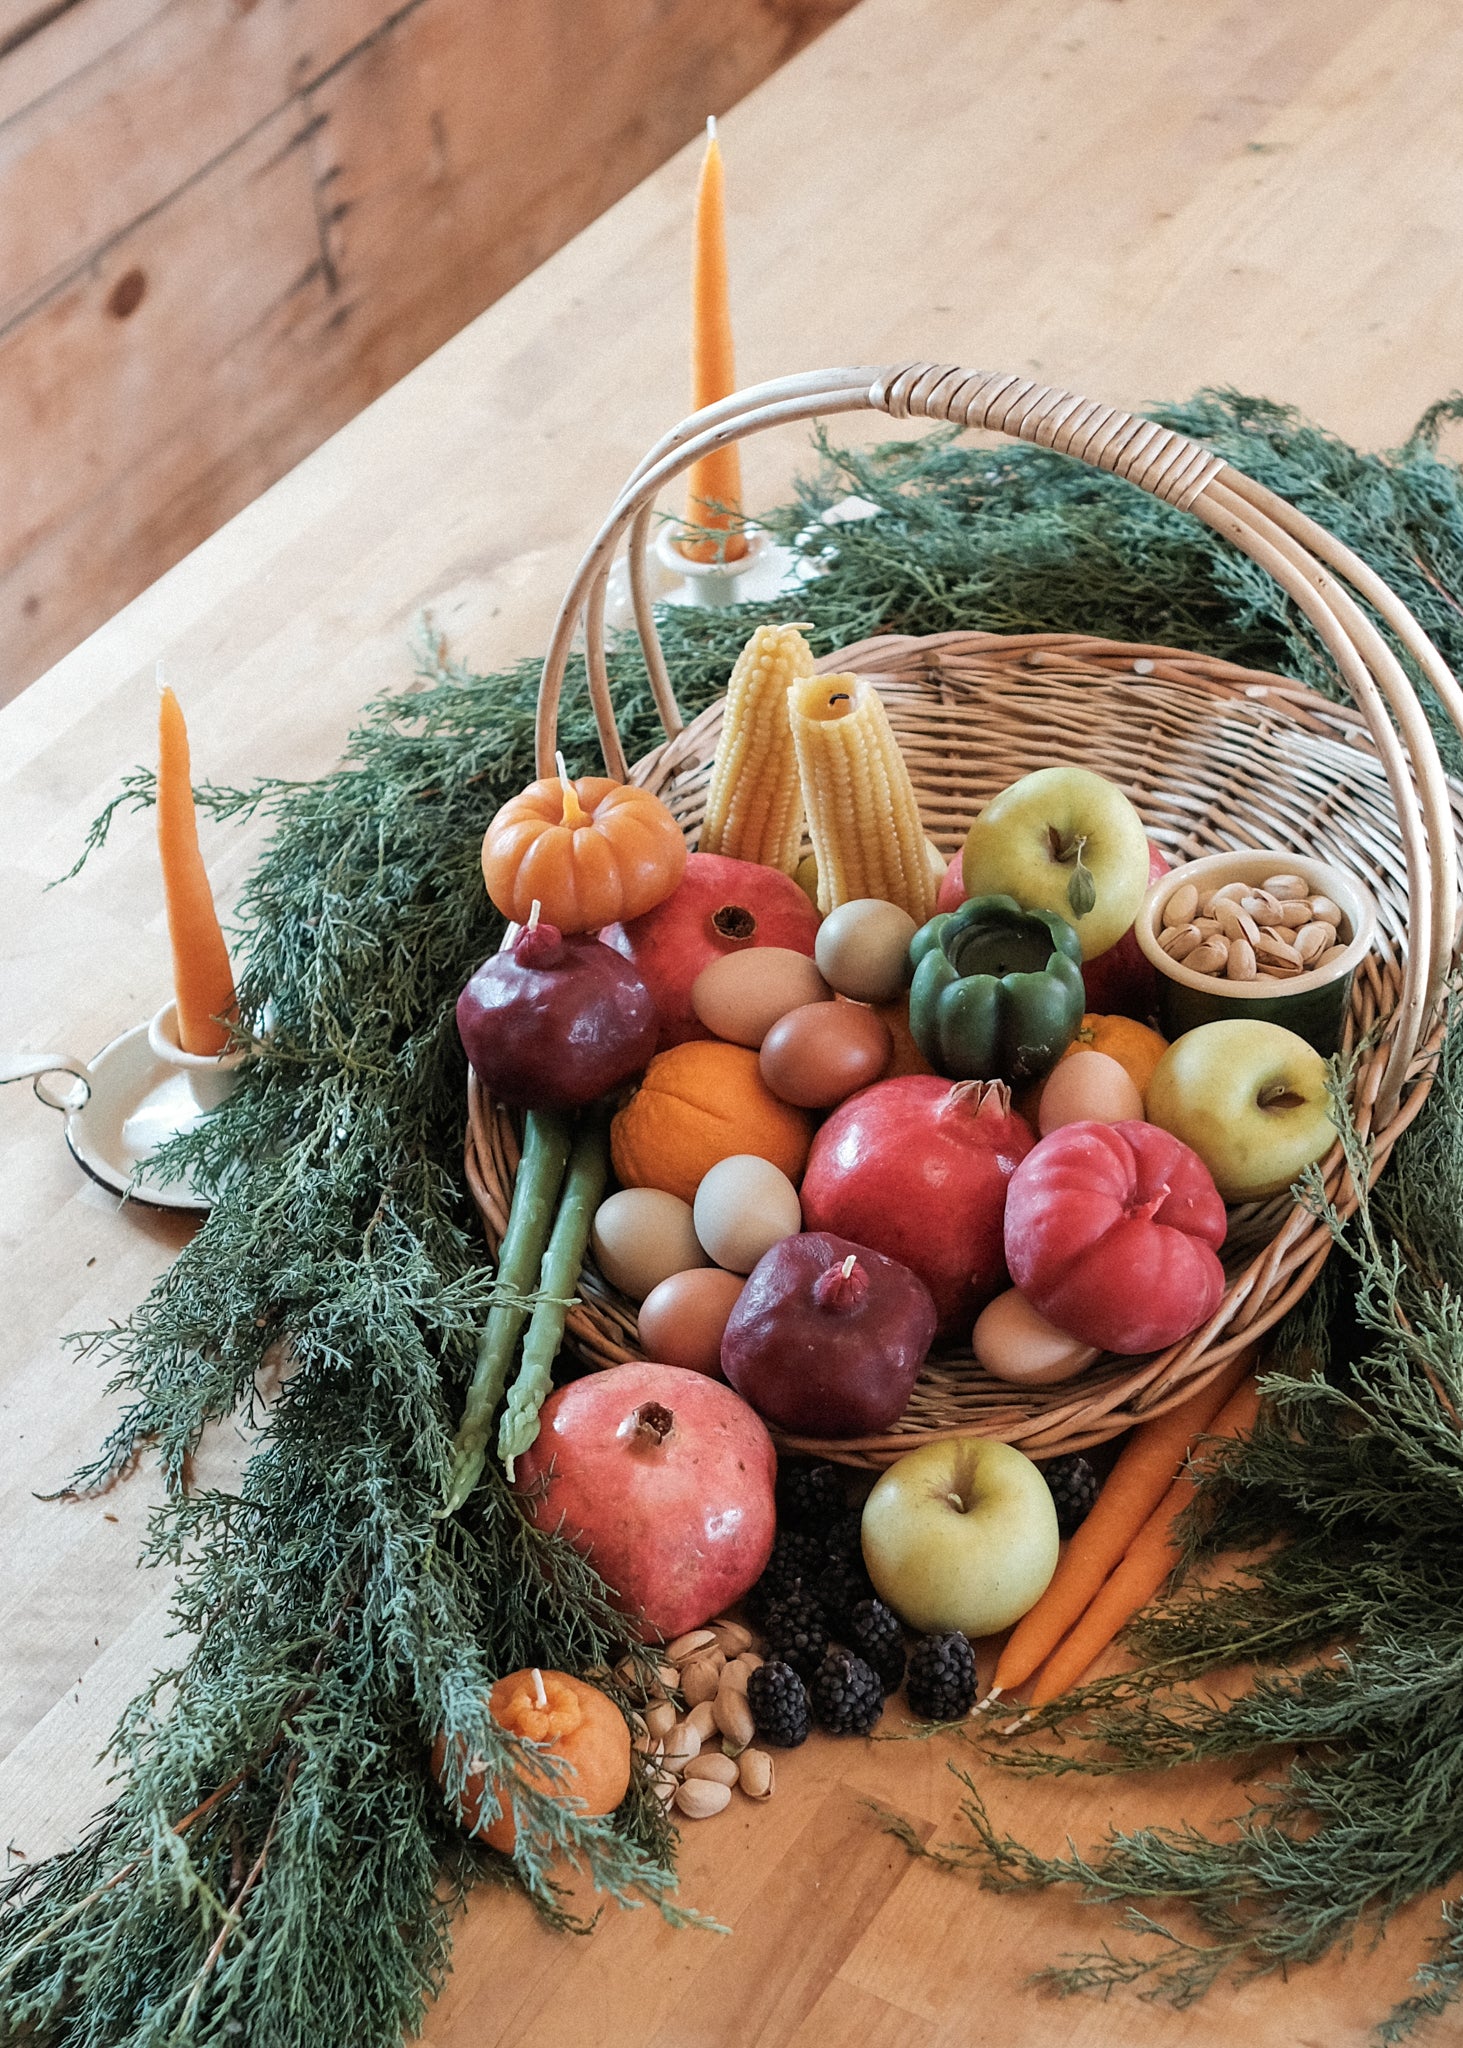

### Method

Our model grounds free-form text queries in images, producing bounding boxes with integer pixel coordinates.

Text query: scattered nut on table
[682,1751,740,1787]
[675,1778,733,1819]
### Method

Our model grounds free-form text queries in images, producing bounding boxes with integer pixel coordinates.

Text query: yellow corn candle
[789,672,936,924]
[681,117,748,564]
[157,683,236,1055]
[699,623,814,872]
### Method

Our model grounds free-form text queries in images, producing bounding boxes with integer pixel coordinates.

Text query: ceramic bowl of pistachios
[1134,850,1377,1056]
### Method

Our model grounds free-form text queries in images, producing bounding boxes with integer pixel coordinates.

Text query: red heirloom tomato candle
[1003,1119,1226,1354]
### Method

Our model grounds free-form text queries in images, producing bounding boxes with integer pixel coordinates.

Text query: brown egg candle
[759,1000,892,1108]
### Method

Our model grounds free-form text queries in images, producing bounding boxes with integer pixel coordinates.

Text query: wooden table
[4,0,1461,2039]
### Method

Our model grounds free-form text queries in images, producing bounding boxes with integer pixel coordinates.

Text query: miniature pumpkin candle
[429,1667,631,1854]
[479,758,687,930]
[156,682,236,1055]
[681,116,748,564]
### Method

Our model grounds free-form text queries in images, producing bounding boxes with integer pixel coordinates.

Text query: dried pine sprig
[8,390,1463,2043]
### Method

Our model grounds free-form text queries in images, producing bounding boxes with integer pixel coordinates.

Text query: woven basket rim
[465,625,1452,1467]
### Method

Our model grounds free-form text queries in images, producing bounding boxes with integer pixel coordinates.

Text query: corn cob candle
[789,671,937,923]
[699,623,814,873]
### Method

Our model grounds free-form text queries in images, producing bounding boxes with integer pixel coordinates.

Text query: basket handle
[538,363,1463,1121]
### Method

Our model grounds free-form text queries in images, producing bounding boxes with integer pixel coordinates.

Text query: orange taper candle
[681,116,748,564]
[156,681,236,1055]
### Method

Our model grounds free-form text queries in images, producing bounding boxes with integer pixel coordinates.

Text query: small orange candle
[681,116,748,564]
[156,681,236,1055]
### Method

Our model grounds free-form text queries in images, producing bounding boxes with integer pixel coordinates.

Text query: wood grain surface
[4,0,1463,2039]
[0,0,853,701]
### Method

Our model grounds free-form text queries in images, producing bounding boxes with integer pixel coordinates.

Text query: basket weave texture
[465,366,1463,1467]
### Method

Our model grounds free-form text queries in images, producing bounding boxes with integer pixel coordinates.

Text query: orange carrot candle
[681,116,748,564]
[156,682,236,1055]
[987,1352,1254,1704]
[1023,1373,1263,1711]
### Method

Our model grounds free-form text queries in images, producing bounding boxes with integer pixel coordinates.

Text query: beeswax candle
[157,682,236,1055]
[681,117,748,563]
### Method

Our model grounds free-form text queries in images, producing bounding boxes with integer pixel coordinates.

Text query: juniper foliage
[6,390,1463,2043]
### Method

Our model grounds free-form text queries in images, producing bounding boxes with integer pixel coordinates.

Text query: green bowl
[1134,851,1377,1057]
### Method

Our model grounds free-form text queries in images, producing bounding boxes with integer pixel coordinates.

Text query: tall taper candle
[157,680,237,1055]
[681,116,748,563]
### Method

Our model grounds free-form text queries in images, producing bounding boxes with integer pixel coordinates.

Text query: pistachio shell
[665,1629,719,1665]
[710,1620,755,1658]
[679,1655,725,1707]
[737,1748,775,1800]
[718,1655,763,1695]
[713,1687,755,1750]
[1162,883,1199,927]
[683,1751,740,1787]
[661,1721,702,1772]
[1255,930,1302,968]
[674,1778,733,1819]
[684,1700,719,1743]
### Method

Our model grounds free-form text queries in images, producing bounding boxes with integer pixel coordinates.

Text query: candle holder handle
[0,1051,93,1112]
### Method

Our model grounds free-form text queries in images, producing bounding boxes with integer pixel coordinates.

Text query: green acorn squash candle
[907,894,1085,1083]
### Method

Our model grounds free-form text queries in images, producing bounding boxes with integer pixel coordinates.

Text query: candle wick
[527,899,541,933]
[841,1254,857,1278]
[706,114,717,142]
[554,749,587,829]
[531,1667,547,1708]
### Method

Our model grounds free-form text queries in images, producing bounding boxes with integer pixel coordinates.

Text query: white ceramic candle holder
[1,1000,244,1212]
[601,498,881,632]
[135,998,243,1126]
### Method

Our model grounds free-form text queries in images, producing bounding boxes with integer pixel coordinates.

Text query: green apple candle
[860,1437,1059,1636]
[962,766,1151,960]
[1145,1017,1336,1200]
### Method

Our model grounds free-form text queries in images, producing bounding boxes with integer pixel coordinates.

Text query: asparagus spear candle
[680,116,748,563]
[156,681,236,1055]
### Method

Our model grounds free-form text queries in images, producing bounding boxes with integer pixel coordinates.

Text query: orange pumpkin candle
[681,116,748,564]
[480,762,687,931]
[430,1668,631,1854]
[156,683,236,1055]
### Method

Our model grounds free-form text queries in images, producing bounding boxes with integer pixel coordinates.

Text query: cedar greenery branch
[5,389,1463,2043]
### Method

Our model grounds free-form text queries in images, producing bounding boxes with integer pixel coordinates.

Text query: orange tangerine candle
[156,682,236,1055]
[681,116,747,564]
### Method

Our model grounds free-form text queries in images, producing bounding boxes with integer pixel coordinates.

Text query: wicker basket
[465,364,1463,1466]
